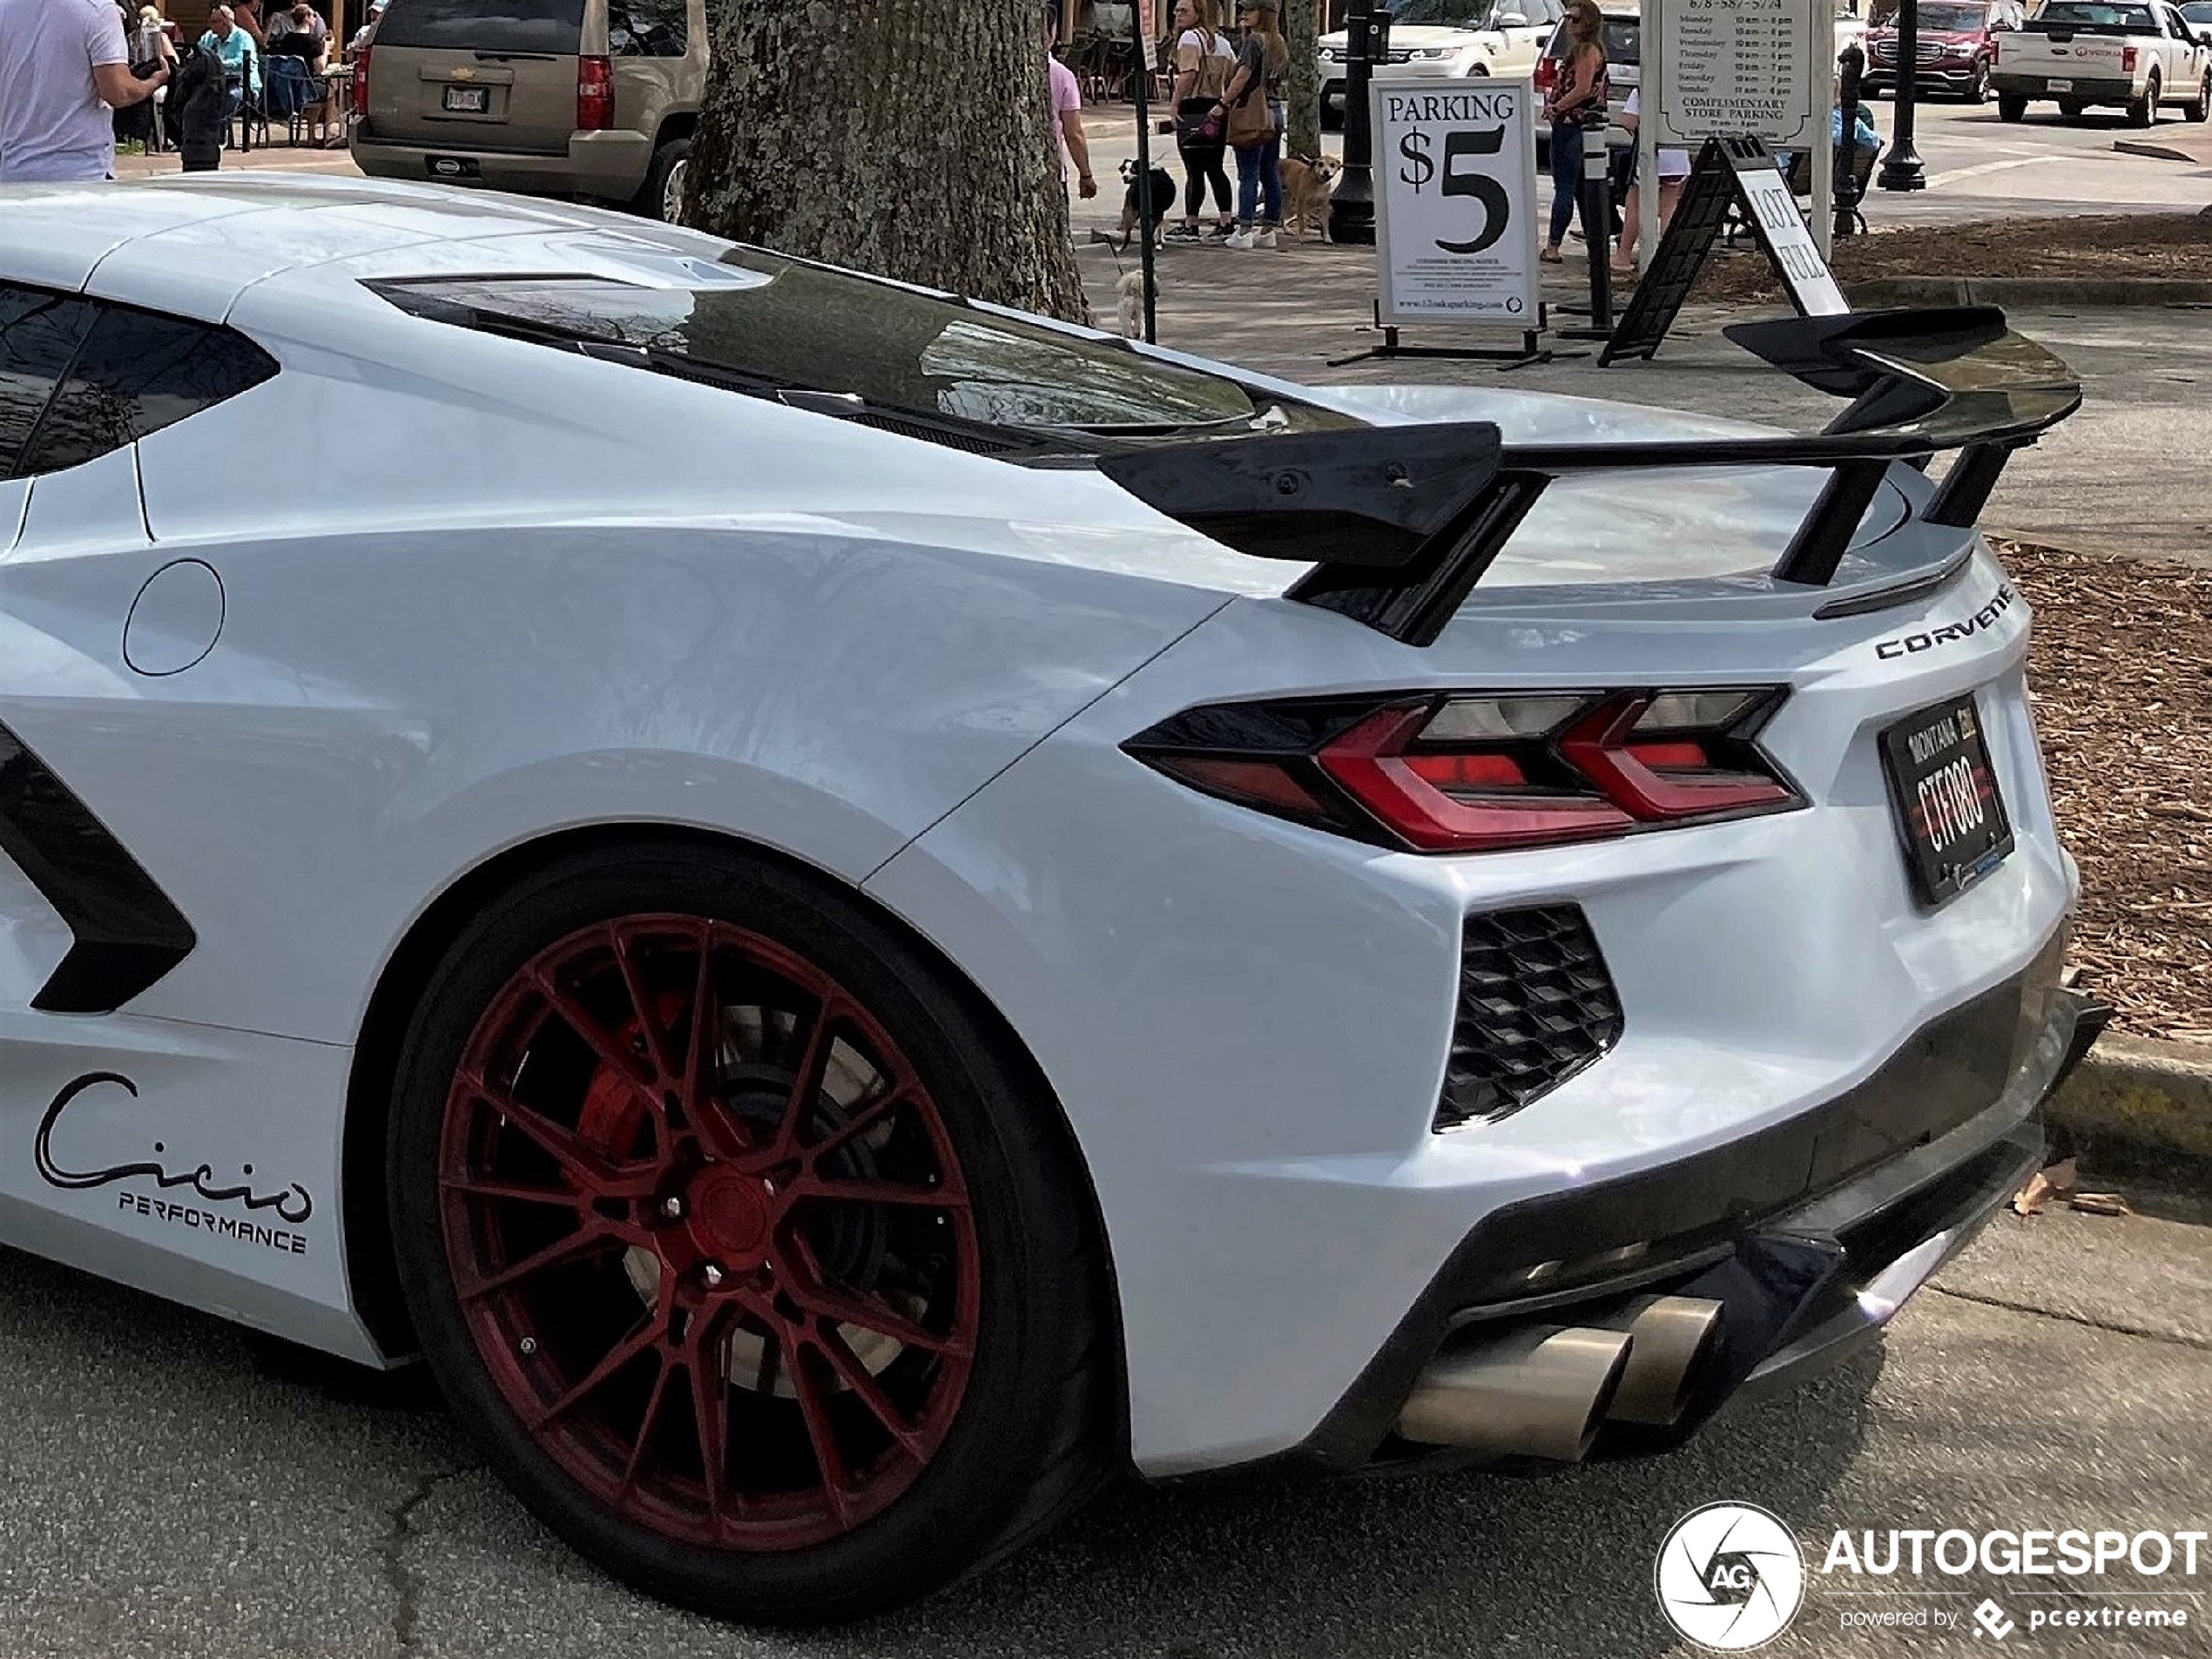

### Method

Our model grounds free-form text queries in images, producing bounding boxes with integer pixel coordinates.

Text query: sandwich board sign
[1371,79,1541,328]
[1600,136,1847,366]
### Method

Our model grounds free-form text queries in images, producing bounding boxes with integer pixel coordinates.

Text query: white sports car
[0,175,2103,1623]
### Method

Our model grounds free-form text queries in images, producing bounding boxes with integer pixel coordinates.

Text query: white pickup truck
[1991,0,2212,123]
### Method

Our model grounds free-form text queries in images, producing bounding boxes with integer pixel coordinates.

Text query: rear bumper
[1989,71,2135,98]
[348,128,651,200]
[1271,953,2101,1474]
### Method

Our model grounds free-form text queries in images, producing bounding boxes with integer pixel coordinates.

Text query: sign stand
[1344,79,1562,370]
[1598,136,1847,366]
[1130,3,1160,344]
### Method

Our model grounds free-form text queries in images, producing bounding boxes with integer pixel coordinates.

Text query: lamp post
[1329,0,1391,243]
[1877,0,1926,190]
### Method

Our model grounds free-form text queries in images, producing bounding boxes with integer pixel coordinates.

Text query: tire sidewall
[387,845,1096,1621]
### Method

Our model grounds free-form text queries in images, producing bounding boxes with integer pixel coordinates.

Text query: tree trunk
[1284,0,1320,158]
[686,0,1089,324]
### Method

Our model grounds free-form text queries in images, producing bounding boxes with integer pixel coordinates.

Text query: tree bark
[686,0,1089,324]
[1284,0,1320,158]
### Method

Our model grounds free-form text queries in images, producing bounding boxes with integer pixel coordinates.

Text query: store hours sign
[1653,0,1823,150]
[1371,81,1541,327]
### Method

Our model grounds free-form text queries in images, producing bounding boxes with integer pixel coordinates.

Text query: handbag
[1226,79,1273,150]
[1176,98,1223,146]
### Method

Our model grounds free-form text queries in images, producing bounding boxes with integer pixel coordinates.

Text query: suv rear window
[374,0,587,55]
[1543,14,1640,65]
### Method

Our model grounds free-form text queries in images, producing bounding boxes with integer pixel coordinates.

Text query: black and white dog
[1116,158,1179,248]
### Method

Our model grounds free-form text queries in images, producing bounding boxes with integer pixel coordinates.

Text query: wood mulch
[1689,211,2212,303]
[1999,539,2212,1045]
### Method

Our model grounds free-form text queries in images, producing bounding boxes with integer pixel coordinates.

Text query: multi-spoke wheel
[388,845,1109,1622]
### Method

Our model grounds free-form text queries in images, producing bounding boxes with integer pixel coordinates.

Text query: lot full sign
[1371,81,1541,327]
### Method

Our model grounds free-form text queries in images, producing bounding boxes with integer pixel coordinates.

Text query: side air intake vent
[1437,906,1622,1131]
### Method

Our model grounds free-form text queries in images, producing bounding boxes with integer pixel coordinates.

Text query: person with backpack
[1206,0,1287,250]
[1163,0,1236,244]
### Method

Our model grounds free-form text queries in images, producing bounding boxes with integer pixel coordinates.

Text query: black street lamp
[1878,0,1927,190]
[1329,0,1392,243]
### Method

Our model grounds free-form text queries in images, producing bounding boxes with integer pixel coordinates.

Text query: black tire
[637,137,693,223]
[2057,97,2087,118]
[2188,72,2210,122]
[1997,91,2028,121]
[1965,60,1991,103]
[2128,71,2157,126]
[386,842,1113,1623]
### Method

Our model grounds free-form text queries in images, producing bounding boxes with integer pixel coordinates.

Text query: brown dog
[1279,153,1340,243]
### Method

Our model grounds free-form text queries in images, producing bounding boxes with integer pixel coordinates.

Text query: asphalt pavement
[0,1208,2203,1657]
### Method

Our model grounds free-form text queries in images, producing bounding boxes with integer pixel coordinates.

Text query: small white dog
[1114,270,1147,339]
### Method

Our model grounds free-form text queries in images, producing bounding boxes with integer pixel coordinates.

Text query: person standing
[1610,87,1687,273]
[1540,0,1607,264]
[1045,10,1097,202]
[0,0,171,182]
[1211,0,1286,250]
[1163,0,1234,243]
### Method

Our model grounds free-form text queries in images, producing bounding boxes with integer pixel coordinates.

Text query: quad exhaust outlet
[1395,1296,1725,1461]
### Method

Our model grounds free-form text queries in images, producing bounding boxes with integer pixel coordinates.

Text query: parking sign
[1371,79,1541,327]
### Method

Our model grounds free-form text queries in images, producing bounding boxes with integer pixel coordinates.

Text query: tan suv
[350,0,705,221]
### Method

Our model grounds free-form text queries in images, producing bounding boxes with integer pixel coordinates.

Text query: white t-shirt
[1622,90,1691,179]
[0,0,129,183]
[1174,25,1233,89]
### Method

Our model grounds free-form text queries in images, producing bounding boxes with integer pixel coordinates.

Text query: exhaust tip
[1603,1296,1725,1427]
[1397,1325,1632,1463]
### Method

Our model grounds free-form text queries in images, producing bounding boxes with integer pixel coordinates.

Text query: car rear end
[1993,4,2147,105]
[868,308,2102,1477]
[351,0,651,204]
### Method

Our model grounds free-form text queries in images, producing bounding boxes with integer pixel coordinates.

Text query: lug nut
[660,1196,684,1219]
[702,1264,725,1288]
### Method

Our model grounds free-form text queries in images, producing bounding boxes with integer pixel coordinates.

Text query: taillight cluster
[577,53,615,130]
[2121,43,2139,70]
[1125,688,1801,853]
[352,44,371,120]
[1533,55,1559,92]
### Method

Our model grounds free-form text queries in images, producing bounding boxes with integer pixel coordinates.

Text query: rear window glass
[1545,16,1639,63]
[374,0,586,54]
[375,253,1363,442]
[2026,2,2155,25]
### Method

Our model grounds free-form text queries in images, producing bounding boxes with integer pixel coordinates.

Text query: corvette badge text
[1873,583,2015,661]
[34,1072,314,1255]
[1656,1503,2204,1649]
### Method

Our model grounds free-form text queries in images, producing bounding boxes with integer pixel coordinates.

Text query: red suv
[1864,0,2027,101]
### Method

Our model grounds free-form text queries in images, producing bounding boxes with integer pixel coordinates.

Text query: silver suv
[351,0,705,221]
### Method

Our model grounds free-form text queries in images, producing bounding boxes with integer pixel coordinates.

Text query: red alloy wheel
[435,915,981,1552]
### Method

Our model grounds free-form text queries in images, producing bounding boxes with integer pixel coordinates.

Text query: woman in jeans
[1163,0,1236,243]
[1541,0,1608,263]
[1208,0,1286,249]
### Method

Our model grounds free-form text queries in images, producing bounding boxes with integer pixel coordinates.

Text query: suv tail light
[1534,53,1558,92]
[1125,688,1800,854]
[577,53,614,130]
[2121,43,2139,70]
[352,44,371,120]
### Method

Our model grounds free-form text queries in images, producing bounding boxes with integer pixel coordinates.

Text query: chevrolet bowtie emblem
[450,65,476,78]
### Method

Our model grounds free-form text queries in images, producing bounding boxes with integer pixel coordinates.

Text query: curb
[2112,137,2212,165]
[2048,1033,2212,1192]
[1844,276,2212,308]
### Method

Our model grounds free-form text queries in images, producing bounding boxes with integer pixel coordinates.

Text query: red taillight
[1534,55,1558,91]
[577,53,614,130]
[2121,43,2139,69]
[1128,688,1800,854]
[352,44,371,119]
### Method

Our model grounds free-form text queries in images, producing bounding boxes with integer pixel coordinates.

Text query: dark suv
[1864,0,2026,101]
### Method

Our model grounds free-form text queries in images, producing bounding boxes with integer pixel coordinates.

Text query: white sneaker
[1254,227,1279,249]
[1224,227,1256,250]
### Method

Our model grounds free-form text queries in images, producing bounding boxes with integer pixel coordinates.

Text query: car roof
[0,173,736,324]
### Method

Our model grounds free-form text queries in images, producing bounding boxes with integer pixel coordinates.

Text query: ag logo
[1654,1502,1806,1650]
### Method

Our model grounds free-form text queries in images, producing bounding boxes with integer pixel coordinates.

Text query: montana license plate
[1880,693,2014,907]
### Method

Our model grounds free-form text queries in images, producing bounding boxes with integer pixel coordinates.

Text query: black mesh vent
[1437,906,1622,1131]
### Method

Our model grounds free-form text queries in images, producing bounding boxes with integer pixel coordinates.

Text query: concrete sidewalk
[1077,234,2212,570]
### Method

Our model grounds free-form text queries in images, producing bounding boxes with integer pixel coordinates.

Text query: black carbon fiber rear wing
[1097,307,2080,646]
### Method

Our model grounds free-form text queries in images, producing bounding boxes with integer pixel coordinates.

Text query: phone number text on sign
[1372,83,1541,325]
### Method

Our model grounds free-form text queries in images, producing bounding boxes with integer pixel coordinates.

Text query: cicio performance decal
[1873,583,2015,660]
[34,1072,314,1254]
